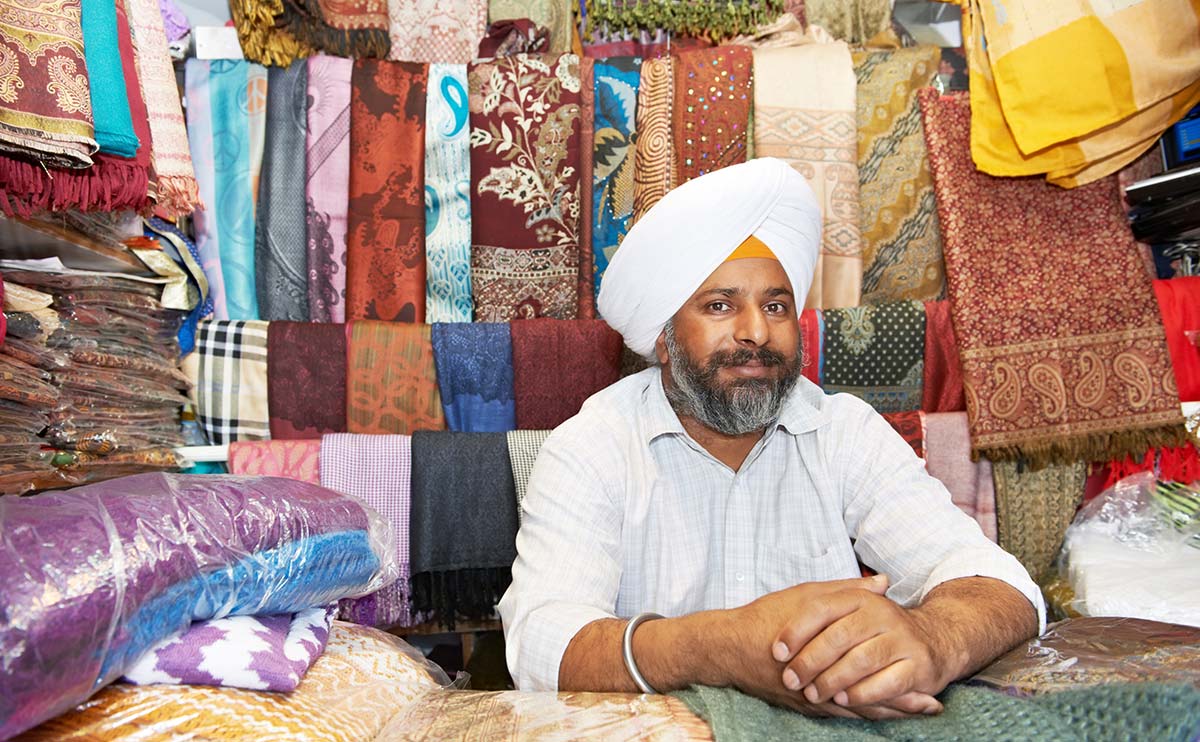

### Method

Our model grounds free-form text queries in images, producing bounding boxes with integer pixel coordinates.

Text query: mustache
[706,346,788,369]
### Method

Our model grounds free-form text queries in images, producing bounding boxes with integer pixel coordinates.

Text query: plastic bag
[1054,472,1200,627]
[0,473,399,740]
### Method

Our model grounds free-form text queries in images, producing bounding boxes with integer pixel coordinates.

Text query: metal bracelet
[621,611,665,694]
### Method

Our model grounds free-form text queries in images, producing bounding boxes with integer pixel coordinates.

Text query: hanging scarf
[592,56,640,302]
[410,431,518,629]
[320,433,414,628]
[184,60,228,319]
[753,32,862,309]
[631,55,674,226]
[924,412,997,542]
[188,320,270,445]
[266,321,347,439]
[577,56,596,320]
[280,0,391,59]
[80,0,138,157]
[304,55,352,324]
[246,64,268,212]
[804,0,892,44]
[507,429,550,526]
[488,0,572,53]
[822,301,925,414]
[430,323,515,432]
[345,321,445,434]
[1152,277,1200,403]
[922,299,965,413]
[881,410,925,459]
[477,19,550,58]
[255,62,310,322]
[387,0,486,64]
[127,0,201,216]
[853,46,946,304]
[799,308,822,386]
[424,63,473,323]
[228,0,316,67]
[0,0,95,167]
[993,460,1087,582]
[227,439,322,483]
[921,91,1187,467]
[468,53,583,321]
[511,319,624,429]
[346,60,427,323]
[672,46,752,185]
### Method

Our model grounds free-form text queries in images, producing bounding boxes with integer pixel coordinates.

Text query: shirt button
[735,573,745,582]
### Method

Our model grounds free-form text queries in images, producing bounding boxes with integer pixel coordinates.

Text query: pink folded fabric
[227,440,321,484]
[923,412,997,542]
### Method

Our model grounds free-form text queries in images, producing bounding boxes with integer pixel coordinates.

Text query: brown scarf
[672,45,752,185]
[346,321,445,434]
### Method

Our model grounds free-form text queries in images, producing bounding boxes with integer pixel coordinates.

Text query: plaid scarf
[507,429,550,526]
[190,320,270,445]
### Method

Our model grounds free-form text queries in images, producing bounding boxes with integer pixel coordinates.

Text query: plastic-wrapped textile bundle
[0,328,60,494]
[0,473,399,740]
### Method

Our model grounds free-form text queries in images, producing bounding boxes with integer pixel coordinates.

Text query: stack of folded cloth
[2,271,191,493]
[0,280,62,493]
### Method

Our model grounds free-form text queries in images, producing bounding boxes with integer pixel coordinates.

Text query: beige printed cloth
[752,27,862,309]
[387,0,486,63]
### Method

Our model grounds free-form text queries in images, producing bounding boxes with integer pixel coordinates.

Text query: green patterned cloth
[823,301,925,413]
[674,682,1200,742]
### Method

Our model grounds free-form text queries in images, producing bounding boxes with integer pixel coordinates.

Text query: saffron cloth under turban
[597,157,822,360]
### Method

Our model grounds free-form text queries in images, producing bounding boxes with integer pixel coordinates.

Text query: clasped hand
[738,575,949,720]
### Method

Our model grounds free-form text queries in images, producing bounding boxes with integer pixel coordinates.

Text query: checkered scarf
[191,320,270,445]
[506,429,550,526]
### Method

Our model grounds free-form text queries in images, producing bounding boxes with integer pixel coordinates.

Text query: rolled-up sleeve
[835,400,1046,634]
[497,419,625,690]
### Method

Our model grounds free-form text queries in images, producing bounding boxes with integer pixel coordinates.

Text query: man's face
[655,258,803,435]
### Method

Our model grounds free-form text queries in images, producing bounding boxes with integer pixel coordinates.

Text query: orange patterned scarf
[631,56,674,224]
[672,46,752,185]
[346,321,445,435]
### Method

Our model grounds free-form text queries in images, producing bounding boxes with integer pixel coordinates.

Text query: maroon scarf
[267,321,348,439]
[511,319,623,429]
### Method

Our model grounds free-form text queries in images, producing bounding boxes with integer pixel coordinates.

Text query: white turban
[597,157,822,360]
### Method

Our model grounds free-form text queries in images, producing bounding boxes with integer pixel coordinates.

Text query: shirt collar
[641,368,831,445]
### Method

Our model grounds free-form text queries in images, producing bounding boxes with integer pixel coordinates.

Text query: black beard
[662,321,802,436]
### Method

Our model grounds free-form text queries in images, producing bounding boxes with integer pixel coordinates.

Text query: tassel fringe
[0,152,151,217]
[229,0,316,67]
[410,567,512,631]
[584,0,786,43]
[155,175,202,217]
[975,423,1192,472]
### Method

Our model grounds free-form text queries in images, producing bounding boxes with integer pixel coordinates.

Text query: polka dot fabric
[673,46,752,184]
[823,300,926,413]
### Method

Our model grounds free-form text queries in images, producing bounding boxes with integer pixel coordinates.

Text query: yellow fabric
[964,0,1200,186]
[725,235,779,262]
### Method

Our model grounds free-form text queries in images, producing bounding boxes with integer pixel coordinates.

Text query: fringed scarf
[921,91,1187,467]
[410,431,518,630]
[320,433,414,628]
[582,0,784,44]
[424,63,473,323]
[127,0,201,216]
[924,412,997,542]
[631,55,674,224]
[387,0,487,64]
[592,56,640,303]
[346,60,427,323]
[468,53,583,321]
[511,319,624,429]
[430,323,515,433]
[255,62,310,321]
[228,0,316,67]
[672,46,752,185]
[822,301,925,414]
[753,30,862,309]
[922,299,965,413]
[853,46,946,304]
[304,55,352,323]
[280,0,391,59]
[227,439,321,483]
[266,321,347,439]
[345,321,445,434]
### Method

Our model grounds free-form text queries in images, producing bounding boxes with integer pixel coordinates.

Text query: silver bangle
[621,611,664,694]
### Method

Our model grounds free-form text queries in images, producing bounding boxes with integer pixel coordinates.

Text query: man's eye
[765,302,787,313]
[708,302,730,312]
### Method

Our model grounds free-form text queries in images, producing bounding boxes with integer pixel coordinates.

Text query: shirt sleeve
[833,399,1046,634]
[497,417,625,691]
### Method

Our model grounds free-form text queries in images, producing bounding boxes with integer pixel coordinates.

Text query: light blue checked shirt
[498,368,1045,691]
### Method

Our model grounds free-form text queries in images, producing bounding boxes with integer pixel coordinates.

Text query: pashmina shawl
[189,320,270,445]
[510,319,624,429]
[346,60,427,323]
[922,299,965,413]
[924,412,997,542]
[345,321,445,435]
[424,63,473,323]
[80,0,138,157]
[430,323,515,433]
[266,321,347,439]
[305,55,352,323]
[468,53,583,321]
[227,439,321,483]
[592,56,640,301]
[921,90,1186,467]
[386,0,486,64]
[822,301,924,414]
[630,55,674,225]
[672,46,752,185]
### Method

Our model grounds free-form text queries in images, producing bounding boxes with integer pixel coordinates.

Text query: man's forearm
[910,576,1039,687]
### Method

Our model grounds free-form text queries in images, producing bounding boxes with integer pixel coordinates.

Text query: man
[498,158,1042,719]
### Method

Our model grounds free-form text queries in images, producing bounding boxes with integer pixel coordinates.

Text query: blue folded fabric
[431,323,516,432]
[79,0,140,157]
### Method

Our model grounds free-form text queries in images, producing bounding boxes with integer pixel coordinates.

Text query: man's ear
[655,328,669,366]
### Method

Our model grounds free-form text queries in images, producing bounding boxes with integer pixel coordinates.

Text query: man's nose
[733,307,769,347]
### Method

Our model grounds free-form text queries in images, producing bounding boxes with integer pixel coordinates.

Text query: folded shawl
[577,56,596,320]
[424,63,473,323]
[410,431,518,629]
[185,59,228,318]
[592,56,641,301]
[511,319,624,429]
[822,301,924,414]
[799,307,822,386]
[488,0,572,53]
[469,53,583,321]
[346,60,427,323]
[853,46,946,303]
[881,410,924,460]
[321,433,414,628]
[345,321,445,435]
[922,299,965,412]
[753,32,862,309]
[507,429,551,526]
[305,55,352,323]
[80,0,139,157]
[924,412,997,542]
[921,90,1186,467]
[227,439,321,483]
[430,323,515,433]
[189,320,270,445]
[266,321,347,439]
